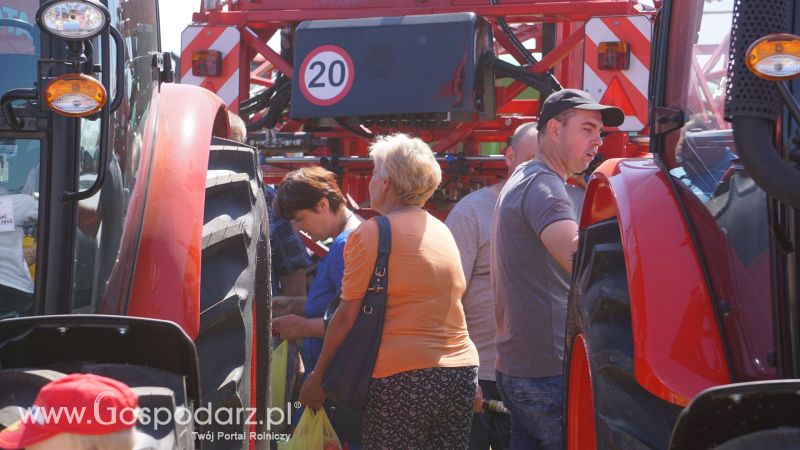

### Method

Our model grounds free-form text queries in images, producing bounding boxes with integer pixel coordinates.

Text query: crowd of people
[267,88,622,449]
[0,89,621,450]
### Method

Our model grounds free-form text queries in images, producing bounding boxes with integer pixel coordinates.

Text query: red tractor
[563,0,800,448]
[0,0,272,448]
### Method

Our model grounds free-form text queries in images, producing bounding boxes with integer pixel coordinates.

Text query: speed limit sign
[298,45,355,106]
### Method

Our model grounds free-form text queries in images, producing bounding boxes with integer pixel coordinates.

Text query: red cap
[0,373,138,449]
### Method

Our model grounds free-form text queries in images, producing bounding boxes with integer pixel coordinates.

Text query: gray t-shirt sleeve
[521,172,576,236]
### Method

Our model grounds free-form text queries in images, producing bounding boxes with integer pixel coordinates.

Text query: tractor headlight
[45,74,107,117]
[746,33,800,81]
[37,0,110,41]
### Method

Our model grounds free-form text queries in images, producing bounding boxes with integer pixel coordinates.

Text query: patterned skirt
[362,366,478,450]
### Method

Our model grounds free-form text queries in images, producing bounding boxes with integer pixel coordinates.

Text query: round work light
[36,0,110,41]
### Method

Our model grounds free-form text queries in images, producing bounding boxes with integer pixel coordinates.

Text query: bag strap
[323,216,392,330]
[375,215,391,259]
[363,216,391,310]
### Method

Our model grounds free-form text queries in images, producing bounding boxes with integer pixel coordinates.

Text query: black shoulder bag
[322,215,391,410]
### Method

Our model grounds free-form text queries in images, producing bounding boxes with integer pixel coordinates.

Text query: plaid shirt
[264,186,312,295]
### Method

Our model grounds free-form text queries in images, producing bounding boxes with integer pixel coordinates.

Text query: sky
[158,1,197,55]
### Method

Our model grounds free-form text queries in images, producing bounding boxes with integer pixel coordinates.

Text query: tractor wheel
[564,218,682,450]
[196,137,271,449]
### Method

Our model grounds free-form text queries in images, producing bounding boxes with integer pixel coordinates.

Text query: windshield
[0,139,39,319]
[1,0,159,316]
[663,0,775,381]
[0,2,40,318]
[71,0,159,312]
[0,1,39,95]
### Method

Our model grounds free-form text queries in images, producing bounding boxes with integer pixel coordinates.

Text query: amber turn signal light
[192,50,223,77]
[44,73,107,117]
[598,41,631,70]
[746,33,800,81]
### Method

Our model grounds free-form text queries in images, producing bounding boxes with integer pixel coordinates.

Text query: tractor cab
[0,0,166,319]
[0,2,272,449]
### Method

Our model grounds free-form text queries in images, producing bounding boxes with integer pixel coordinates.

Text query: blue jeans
[469,380,510,450]
[495,371,563,450]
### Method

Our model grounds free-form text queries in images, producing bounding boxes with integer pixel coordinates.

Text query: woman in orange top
[300,133,479,449]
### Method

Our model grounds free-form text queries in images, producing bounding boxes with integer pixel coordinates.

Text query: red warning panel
[180,26,241,112]
[583,16,652,132]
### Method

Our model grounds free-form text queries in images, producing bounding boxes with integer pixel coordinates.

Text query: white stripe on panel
[626,55,650,99]
[210,27,240,56]
[181,26,203,53]
[583,63,608,101]
[585,19,619,46]
[619,115,644,131]
[217,69,241,107]
[180,72,205,86]
[630,16,653,40]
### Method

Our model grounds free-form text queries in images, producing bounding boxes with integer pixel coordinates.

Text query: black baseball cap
[537,89,624,130]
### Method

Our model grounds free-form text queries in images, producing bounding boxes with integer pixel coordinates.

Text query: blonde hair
[369,133,441,206]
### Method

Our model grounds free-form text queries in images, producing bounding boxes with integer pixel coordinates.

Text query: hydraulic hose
[731,116,800,209]
[488,0,562,92]
[240,83,277,115]
[493,57,557,97]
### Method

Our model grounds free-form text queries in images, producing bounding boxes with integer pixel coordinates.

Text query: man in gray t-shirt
[446,122,538,450]
[490,89,623,450]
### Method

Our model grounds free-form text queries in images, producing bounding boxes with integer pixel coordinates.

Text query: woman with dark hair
[271,166,363,447]
[272,166,362,373]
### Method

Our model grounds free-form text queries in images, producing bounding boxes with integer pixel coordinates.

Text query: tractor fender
[127,83,229,341]
[580,157,731,406]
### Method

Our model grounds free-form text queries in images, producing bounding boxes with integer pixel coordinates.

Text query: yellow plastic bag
[278,408,342,450]
[270,340,289,411]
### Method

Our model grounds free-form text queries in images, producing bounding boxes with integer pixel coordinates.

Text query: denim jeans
[495,371,563,450]
[469,379,511,450]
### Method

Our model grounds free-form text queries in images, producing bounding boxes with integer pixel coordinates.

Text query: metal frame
[186,0,652,201]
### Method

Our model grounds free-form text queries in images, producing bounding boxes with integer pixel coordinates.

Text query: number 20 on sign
[299,45,355,106]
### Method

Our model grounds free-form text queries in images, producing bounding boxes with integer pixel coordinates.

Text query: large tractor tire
[0,140,271,450]
[196,138,271,449]
[564,218,682,450]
